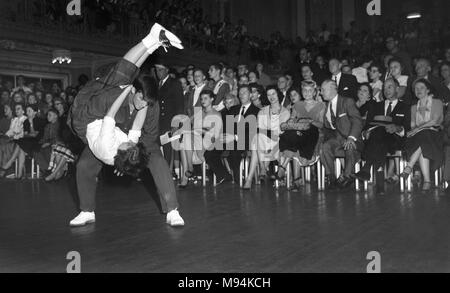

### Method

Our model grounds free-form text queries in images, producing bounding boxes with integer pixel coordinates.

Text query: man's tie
[329,103,336,128]
[333,75,337,85]
[159,80,164,89]
[386,102,392,116]
[238,106,246,122]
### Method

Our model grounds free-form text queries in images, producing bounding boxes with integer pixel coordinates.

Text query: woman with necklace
[178,89,223,188]
[401,79,444,192]
[243,86,290,189]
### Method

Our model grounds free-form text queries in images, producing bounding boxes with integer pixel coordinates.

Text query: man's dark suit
[321,95,363,179]
[336,73,358,101]
[362,99,411,169]
[204,103,260,182]
[157,76,184,164]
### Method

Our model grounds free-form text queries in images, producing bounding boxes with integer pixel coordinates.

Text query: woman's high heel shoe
[400,166,412,179]
[0,167,7,178]
[422,181,432,192]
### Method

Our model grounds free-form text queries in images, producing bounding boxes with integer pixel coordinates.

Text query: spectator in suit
[355,78,411,192]
[277,75,291,108]
[204,85,259,184]
[329,58,358,100]
[320,80,363,190]
[208,63,231,111]
[155,59,185,165]
[186,68,209,117]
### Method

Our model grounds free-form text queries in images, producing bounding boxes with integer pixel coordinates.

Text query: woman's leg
[179,149,189,186]
[17,149,26,178]
[418,154,431,183]
[185,150,194,173]
[2,144,20,169]
[407,147,422,169]
[244,149,259,188]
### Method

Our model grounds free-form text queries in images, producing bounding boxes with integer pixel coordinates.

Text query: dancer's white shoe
[166,209,185,227]
[142,22,183,53]
[70,211,96,227]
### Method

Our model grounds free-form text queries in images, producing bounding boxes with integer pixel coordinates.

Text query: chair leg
[335,158,341,179]
[239,159,244,188]
[31,158,35,179]
[305,166,311,182]
[202,162,206,187]
[274,165,279,189]
[286,161,291,189]
[355,162,360,191]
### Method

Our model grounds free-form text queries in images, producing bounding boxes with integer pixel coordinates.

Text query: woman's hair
[289,86,301,97]
[132,75,157,106]
[301,80,317,90]
[413,78,434,95]
[113,142,149,178]
[199,89,215,100]
[266,85,283,104]
[26,104,39,113]
[47,108,59,117]
[248,70,260,80]
[53,97,67,112]
[388,57,403,69]
[358,82,373,98]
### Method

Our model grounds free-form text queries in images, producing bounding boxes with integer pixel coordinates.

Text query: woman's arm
[131,106,148,131]
[410,105,417,129]
[105,86,133,119]
[415,100,444,129]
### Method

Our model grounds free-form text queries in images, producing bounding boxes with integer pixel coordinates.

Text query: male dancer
[68,23,185,227]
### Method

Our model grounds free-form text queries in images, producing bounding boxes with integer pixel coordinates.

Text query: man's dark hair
[210,63,223,72]
[369,62,384,75]
[114,142,149,178]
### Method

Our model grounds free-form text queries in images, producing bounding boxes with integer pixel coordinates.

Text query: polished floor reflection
[1,176,450,273]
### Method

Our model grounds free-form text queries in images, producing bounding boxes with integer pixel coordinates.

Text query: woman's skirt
[16,137,40,155]
[279,125,319,160]
[405,129,444,172]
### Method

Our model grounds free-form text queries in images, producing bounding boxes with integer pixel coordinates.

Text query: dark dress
[279,101,325,160]
[405,98,444,172]
[16,117,46,154]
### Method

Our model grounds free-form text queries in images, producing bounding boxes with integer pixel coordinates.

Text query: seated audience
[243,86,290,189]
[278,82,325,190]
[354,78,411,192]
[0,103,27,178]
[400,79,444,192]
[320,80,363,190]
[329,58,358,100]
[178,90,222,187]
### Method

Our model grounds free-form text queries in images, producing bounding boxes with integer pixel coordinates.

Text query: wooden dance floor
[1,174,450,273]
